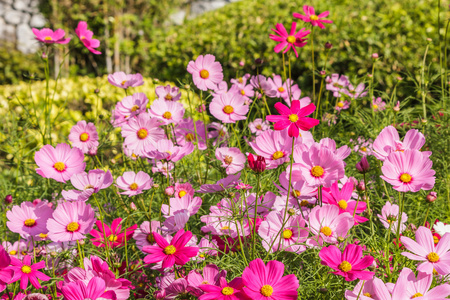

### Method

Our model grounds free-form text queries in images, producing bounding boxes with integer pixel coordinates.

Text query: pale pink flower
[145,139,194,162]
[335,101,350,112]
[343,83,367,99]
[267,75,299,99]
[231,83,255,102]
[116,171,153,196]
[351,136,374,156]
[209,92,249,123]
[107,71,144,89]
[274,171,317,208]
[248,118,270,136]
[133,221,163,250]
[163,210,190,234]
[282,88,311,107]
[32,28,70,44]
[377,201,408,233]
[372,97,386,112]
[7,201,53,239]
[75,21,101,54]
[309,205,354,244]
[207,122,229,145]
[187,264,225,295]
[155,84,181,101]
[2,240,29,258]
[215,147,246,175]
[152,161,174,177]
[345,277,391,300]
[318,138,351,161]
[148,100,185,125]
[62,169,113,201]
[161,195,202,217]
[112,92,148,127]
[231,74,251,86]
[187,54,223,91]
[175,118,208,150]
[245,192,277,217]
[68,121,99,154]
[47,201,95,242]
[197,173,241,193]
[194,237,219,261]
[326,74,349,97]
[174,182,195,199]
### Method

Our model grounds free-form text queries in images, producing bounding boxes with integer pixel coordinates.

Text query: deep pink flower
[32,28,70,44]
[155,84,181,101]
[7,201,53,239]
[34,143,86,183]
[199,277,247,300]
[75,21,101,54]
[107,72,143,89]
[187,54,224,91]
[47,201,96,242]
[319,244,374,281]
[68,120,99,154]
[401,226,450,275]
[116,171,153,196]
[269,22,310,57]
[187,264,226,296]
[242,258,299,299]
[61,277,117,300]
[142,229,199,269]
[216,147,246,175]
[293,6,333,29]
[90,218,137,248]
[210,92,249,123]
[247,153,266,173]
[0,246,13,292]
[10,255,51,289]
[355,156,370,173]
[266,100,319,137]
[381,149,435,192]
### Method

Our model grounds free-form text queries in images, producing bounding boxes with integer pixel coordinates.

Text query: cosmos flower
[90,218,137,248]
[61,277,117,300]
[133,221,163,250]
[148,100,185,125]
[309,205,354,244]
[269,22,310,57]
[68,121,99,154]
[108,72,144,89]
[293,5,333,29]
[215,147,246,175]
[116,171,153,196]
[187,54,224,91]
[7,201,53,239]
[32,28,70,44]
[209,92,249,123]
[112,92,149,127]
[199,277,247,300]
[155,84,181,101]
[372,97,386,112]
[10,255,51,289]
[62,169,113,201]
[75,21,101,54]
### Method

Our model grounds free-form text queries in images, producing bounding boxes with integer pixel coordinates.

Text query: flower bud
[33,199,42,206]
[426,192,437,203]
[371,53,379,59]
[4,195,12,204]
[422,119,428,124]
[41,52,48,60]
[325,42,333,49]
[319,70,326,76]
[356,156,370,173]
[197,104,206,113]
[130,202,137,211]
[247,153,266,173]
[393,101,400,112]
[357,181,366,191]
[239,60,245,67]
[78,239,85,246]
[94,88,100,94]
[318,288,328,294]
[165,186,175,196]
[288,208,296,216]
[254,58,263,66]
[367,73,373,78]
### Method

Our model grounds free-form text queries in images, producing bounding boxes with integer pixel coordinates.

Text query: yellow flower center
[80,132,89,142]
[337,102,344,108]
[283,229,293,239]
[292,190,301,197]
[223,105,234,114]
[320,226,332,236]
[288,114,299,122]
[9,250,17,255]
[44,36,52,41]
[272,151,284,160]
[238,77,243,83]
[21,265,32,274]
[137,128,148,139]
[256,124,262,130]
[163,245,177,255]
[400,173,412,183]
[224,155,233,165]
[200,69,210,79]
[177,190,187,198]
[147,233,154,244]
[311,166,324,177]
[84,184,94,190]
[300,200,309,207]
[222,287,234,295]
[131,105,140,112]
[278,87,285,93]
[411,293,423,298]
[53,162,66,172]
[310,15,319,21]
[163,111,172,119]
[373,104,379,110]
[108,235,118,242]
[434,236,439,244]
[66,222,80,232]
[185,133,194,142]
[361,146,367,152]
[121,80,127,86]
[338,200,348,210]
[427,252,440,263]
[165,94,173,101]
[38,233,48,239]
[129,183,139,190]
[286,35,296,44]
[221,226,230,231]
[260,285,274,297]
[363,293,372,297]
[338,261,352,272]
[240,90,246,95]
[24,219,36,227]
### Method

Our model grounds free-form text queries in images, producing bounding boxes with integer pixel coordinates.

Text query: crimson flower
[293,5,333,29]
[247,154,266,173]
[90,218,137,248]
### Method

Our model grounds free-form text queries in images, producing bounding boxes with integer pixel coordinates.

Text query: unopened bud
[426,192,437,203]
[152,183,160,189]
[319,70,326,76]
[94,88,100,94]
[393,101,400,112]
[422,119,428,124]
[337,236,345,243]
[130,202,137,211]
[41,52,48,60]
[367,74,373,78]
[254,58,263,66]
[239,60,245,67]
[165,186,175,196]
[371,53,379,59]
[318,288,328,294]
[4,195,12,204]
[78,239,85,246]
[357,181,366,191]
[288,208,296,216]
[325,42,333,49]
[33,199,42,206]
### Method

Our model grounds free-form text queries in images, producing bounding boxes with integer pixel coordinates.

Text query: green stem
[311,27,316,103]
[363,172,374,234]
[423,202,431,227]
[396,192,405,243]
[252,174,261,260]
[421,43,430,123]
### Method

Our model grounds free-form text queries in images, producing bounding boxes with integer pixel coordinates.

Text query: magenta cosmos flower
[142,229,199,269]
[108,71,144,89]
[61,277,117,300]
[266,100,319,137]
[199,277,247,300]
[75,21,101,54]
[155,84,181,101]
[242,258,299,299]
[149,99,185,125]
[34,143,85,183]
[46,201,96,242]
[0,246,13,293]
[308,205,354,244]
[381,149,435,192]
[187,54,224,91]
[90,218,137,248]
[319,244,374,282]
[7,201,53,238]
[116,171,153,196]
[32,28,70,44]
[215,147,246,175]
[112,92,149,127]
[121,113,165,157]
[401,226,450,275]
[270,22,310,57]
[293,5,333,29]
[210,92,249,123]
[10,255,51,289]
[68,120,99,154]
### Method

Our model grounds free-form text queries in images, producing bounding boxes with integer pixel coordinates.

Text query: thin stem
[311,27,316,103]
[423,202,431,227]
[421,43,430,123]
[363,172,374,234]
[396,192,405,243]
[252,174,261,260]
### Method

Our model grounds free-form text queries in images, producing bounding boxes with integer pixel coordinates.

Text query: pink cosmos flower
[319,244,374,281]
[90,218,137,248]
[267,100,319,137]
[351,136,374,156]
[343,83,367,99]
[145,139,194,162]
[161,195,202,217]
[195,236,219,261]
[381,149,435,192]
[7,201,53,239]
[250,75,277,97]
[274,171,317,207]
[292,143,345,187]
[308,205,354,244]
[269,22,310,57]
[34,143,86,183]
[208,121,229,146]
[32,28,70,44]
[215,147,246,175]
[318,138,352,161]
[345,277,391,300]
[0,246,13,293]
[149,100,185,125]
[174,182,195,199]
[197,173,241,193]
[293,5,333,29]
[10,255,51,289]
[248,118,270,136]
[175,118,208,150]
[187,264,226,296]
[133,221,162,250]
[155,84,181,101]
[377,201,408,233]
[258,210,308,253]
[242,258,299,299]
[152,161,174,177]
[108,72,144,89]
[322,181,367,224]
[116,171,153,196]
[2,240,29,258]
[282,88,311,107]
[372,97,386,112]
[401,226,450,275]
[142,229,199,269]
[121,113,165,157]
[326,74,349,97]
[199,277,247,300]
[335,101,350,112]
[231,74,251,86]
[232,83,255,103]
[61,277,117,300]
[267,75,299,99]
[187,54,224,91]
[112,92,149,127]
[68,120,99,154]
[47,201,96,242]
[373,126,431,161]
[210,92,249,123]
[163,210,190,234]
[75,21,101,54]
[62,169,113,201]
